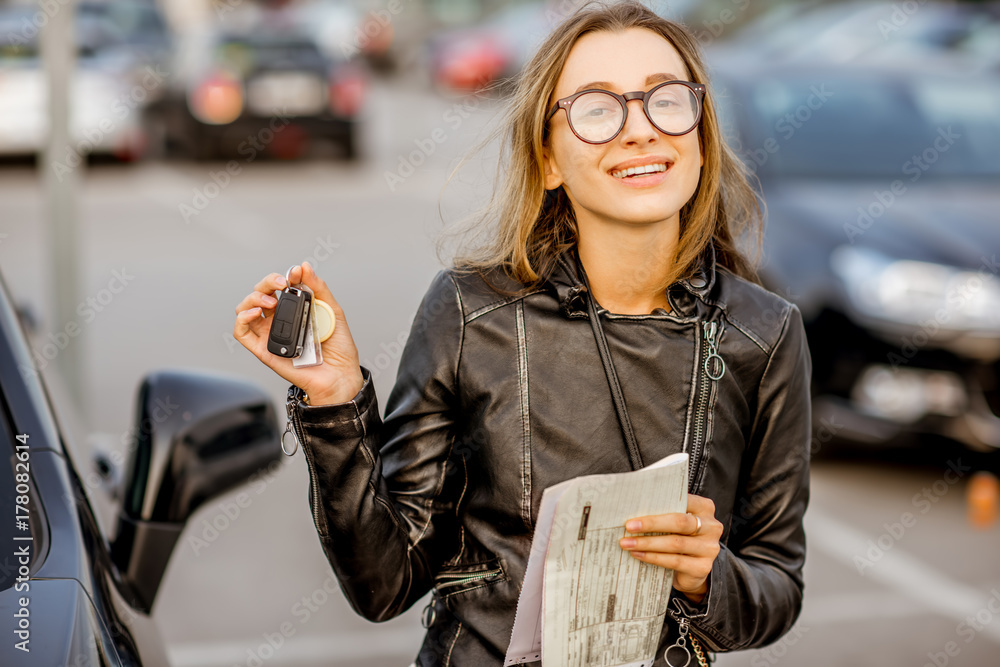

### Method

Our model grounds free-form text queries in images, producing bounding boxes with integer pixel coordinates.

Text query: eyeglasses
[546,80,706,144]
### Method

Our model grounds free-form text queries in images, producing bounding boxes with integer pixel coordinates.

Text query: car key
[267,283,313,358]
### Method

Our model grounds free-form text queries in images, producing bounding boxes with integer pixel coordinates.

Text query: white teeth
[612,163,668,178]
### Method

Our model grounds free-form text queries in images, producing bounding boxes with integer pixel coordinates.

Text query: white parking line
[808,508,1000,644]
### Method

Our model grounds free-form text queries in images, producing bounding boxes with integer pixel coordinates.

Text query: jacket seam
[445,620,462,666]
[449,272,465,395]
[710,268,792,355]
[721,312,770,355]
[446,453,470,566]
[411,273,465,552]
[347,400,407,538]
[515,299,533,530]
[748,306,795,441]
[465,291,546,323]
[439,581,501,600]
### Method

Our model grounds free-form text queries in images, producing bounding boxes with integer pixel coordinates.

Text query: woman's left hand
[619,494,722,605]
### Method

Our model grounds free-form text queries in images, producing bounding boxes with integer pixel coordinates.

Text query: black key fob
[267,286,313,358]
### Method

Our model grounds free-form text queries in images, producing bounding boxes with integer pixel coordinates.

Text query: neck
[576,218,679,315]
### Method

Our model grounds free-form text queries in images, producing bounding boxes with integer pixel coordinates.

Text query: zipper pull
[702,320,725,381]
[421,595,438,628]
[281,387,305,456]
[664,614,692,667]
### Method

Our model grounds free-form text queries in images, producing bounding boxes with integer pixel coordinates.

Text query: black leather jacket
[289,243,812,665]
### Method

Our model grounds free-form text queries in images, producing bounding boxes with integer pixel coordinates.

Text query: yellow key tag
[313,299,336,342]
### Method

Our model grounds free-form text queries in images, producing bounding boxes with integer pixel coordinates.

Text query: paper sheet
[506,453,688,667]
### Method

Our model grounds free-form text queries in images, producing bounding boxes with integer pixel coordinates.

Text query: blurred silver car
[0,3,170,161]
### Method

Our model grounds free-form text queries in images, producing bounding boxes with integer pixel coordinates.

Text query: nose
[618,98,658,145]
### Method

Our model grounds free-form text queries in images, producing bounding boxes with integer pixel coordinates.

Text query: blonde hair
[441,0,763,294]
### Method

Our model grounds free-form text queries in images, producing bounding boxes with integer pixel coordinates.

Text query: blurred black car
[162,26,365,160]
[710,55,1000,452]
[0,269,281,664]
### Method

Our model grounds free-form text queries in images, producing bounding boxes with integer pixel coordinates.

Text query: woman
[233,2,811,665]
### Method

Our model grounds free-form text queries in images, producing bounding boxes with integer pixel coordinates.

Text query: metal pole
[40,0,82,406]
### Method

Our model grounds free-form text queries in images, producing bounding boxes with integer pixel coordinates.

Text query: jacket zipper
[689,320,725,492]
[287,401,326,531]
[433,567,504,590]
[421,567,505,628]
[667,598,709,665]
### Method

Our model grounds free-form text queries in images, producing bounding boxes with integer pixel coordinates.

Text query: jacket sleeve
[676,303,812,651]
[289,269,466,622]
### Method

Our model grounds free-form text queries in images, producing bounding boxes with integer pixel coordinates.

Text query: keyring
[285,266,296,287]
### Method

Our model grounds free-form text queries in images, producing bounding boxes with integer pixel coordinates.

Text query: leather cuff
[289,367,376,430]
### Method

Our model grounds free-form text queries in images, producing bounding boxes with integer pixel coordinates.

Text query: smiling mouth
[610,162,671,179]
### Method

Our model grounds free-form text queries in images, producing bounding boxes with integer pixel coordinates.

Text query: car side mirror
[111,370,281,612]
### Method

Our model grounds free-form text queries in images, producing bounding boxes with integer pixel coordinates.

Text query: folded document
[505,452,689,667]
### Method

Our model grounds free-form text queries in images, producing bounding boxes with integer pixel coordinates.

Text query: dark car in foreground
[709,55,1000,452]
[0,269,281,664]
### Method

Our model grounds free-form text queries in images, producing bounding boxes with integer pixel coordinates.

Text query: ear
[543,145,564,190]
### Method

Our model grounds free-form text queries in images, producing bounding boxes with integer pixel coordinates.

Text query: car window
[215,37,326,76]
[741,74,1000,178]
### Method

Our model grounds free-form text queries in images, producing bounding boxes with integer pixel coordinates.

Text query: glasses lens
[647,84,699,135]
[568,91,623,142]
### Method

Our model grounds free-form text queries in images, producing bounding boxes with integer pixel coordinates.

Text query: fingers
[625,512,702,536]
[687,494,716,517]
[253,272,288,296]
[235,291,278,315]
[300,261,342,314]
[626,553,713,580]
[233,307,263,347]
[625,495,718,535]
[619,533,717,558]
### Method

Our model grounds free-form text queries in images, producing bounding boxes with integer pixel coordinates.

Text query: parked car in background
[0,0,173,162]
[708,52,1000,453]
[726,0,1000,73]
[161,20,366,160]
[0,267,282,665]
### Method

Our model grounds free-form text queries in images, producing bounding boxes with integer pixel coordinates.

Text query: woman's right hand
[233,261,365,406]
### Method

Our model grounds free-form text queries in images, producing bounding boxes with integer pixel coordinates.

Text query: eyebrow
[572,72,681,94]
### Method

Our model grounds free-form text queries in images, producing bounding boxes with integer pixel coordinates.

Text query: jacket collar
[546,242,717,318]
